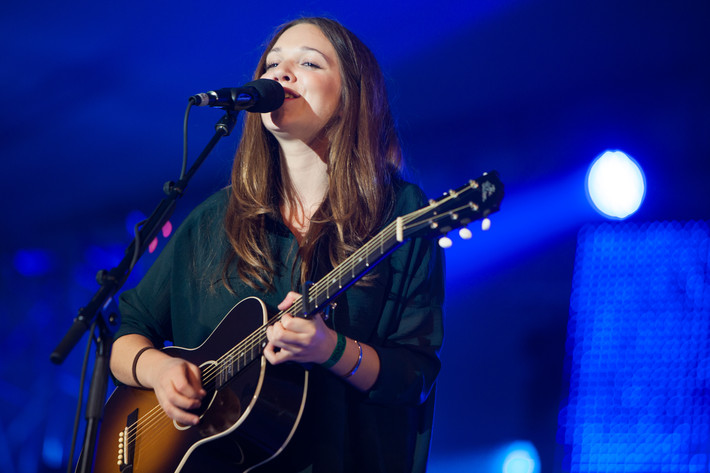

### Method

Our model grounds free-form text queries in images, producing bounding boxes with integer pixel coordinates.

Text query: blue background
[2,1,709,471]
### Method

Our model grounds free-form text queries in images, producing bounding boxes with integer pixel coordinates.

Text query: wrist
[342,341,363,378]
[320,331,345,369]
[132,346,157,388]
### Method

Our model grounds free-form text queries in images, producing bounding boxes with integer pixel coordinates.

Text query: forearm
[110,333,165,388]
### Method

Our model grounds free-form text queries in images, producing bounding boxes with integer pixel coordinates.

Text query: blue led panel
[558,221,710,472]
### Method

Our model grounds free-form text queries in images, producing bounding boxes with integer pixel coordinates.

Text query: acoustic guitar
[85,172,504,472]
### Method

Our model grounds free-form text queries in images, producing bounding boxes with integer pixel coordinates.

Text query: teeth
[284,92,296,98]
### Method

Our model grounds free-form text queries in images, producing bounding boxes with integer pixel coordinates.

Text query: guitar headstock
[401,171,504,247]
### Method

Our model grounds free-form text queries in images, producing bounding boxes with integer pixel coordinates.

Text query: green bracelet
[321,332,346,369]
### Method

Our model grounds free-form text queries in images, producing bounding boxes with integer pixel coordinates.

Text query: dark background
[1,1,709,471]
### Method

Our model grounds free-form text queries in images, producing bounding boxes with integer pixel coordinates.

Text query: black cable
[66,319,98,473]
[181,101,193,180]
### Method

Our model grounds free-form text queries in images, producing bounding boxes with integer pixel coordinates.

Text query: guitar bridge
[117,408,138,472]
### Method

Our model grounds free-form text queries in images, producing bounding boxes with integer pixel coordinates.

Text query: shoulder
[390,178,428,219]
[188,187,230,219]
[179,188,230,230]
[166,188,231,252]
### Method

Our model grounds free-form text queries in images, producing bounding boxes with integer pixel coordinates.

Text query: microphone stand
[50,109,238,473]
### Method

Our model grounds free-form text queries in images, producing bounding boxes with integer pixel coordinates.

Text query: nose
[269,62,293,82]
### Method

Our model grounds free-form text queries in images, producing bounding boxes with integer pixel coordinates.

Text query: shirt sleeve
[115,190,230,348]
[366,183,446,407]
[115,220,178,348]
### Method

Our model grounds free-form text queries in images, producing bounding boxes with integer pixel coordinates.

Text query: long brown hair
[223,17,403,292]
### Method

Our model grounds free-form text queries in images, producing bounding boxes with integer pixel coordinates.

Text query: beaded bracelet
[321,332,346,369]
[343,341,363,378]
[132,346,156,388]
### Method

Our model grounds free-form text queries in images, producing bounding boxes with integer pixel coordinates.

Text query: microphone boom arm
[50,108,238,473]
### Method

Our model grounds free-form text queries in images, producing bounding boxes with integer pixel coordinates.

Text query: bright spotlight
[501,441,539,473]
[586,150,645,219]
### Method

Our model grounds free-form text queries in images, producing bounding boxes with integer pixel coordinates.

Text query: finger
[267,321,286,344]
[154,385,201,425]
[173,365,205,400]
[280,313,316,335]
[163,401,201,426]
[270,324,310,350]
[185,363,207,397]
[280,312,295,329]
[168,382,203,411]
[277,291,302,311]
[263,341,289,365]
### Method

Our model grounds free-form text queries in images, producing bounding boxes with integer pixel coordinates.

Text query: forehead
[269,23,337,57]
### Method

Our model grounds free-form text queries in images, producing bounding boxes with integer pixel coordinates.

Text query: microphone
[189,79,284,113]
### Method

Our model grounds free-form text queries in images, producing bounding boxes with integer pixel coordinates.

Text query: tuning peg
[458,227,472,240]
[438,236,453,248]
[481,218,491,231]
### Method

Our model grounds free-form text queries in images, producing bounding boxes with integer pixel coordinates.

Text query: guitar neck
[294,218,405,316]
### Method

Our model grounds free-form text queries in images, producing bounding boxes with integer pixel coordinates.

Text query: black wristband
[132,346,155,388]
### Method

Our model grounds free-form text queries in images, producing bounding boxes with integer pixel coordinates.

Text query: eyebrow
[268,46,331,63]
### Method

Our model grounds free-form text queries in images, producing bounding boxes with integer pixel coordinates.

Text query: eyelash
[264,61,321,70]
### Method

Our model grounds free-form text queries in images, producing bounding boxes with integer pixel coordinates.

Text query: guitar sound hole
[196,388,243,437]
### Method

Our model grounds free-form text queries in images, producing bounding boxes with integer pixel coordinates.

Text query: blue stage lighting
[42,436,63,469]
[586,150,645,219]
[502,441,539,473]
[428,440,540,473]
[558,221,710,472]
[125,209,147,237]
[13,249,55,277]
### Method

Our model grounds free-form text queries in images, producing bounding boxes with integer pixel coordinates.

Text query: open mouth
[283,88,300,99]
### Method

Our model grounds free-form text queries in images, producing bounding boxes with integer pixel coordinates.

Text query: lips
[282,87,300,99]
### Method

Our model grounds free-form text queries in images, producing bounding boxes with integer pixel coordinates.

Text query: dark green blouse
[117,181,445,472]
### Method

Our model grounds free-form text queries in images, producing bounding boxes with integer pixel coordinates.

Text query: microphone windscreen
[246,79,285,113]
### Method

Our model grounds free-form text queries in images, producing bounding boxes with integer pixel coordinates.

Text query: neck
[277,138,329,238]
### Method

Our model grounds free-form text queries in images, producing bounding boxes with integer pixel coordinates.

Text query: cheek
[320,80,342,117]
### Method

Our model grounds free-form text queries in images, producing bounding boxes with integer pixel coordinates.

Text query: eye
[302,61,321,69]
[265,62,278,70]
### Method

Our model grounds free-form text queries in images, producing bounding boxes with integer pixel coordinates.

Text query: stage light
[13,249,55,277]
[42,436,63,469]
[559,221,710,472]
[501,441,539,473]
[586,150,645,219]
[125,209,147,236]
[162,220,173,237]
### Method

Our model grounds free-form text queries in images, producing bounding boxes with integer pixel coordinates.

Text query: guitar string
[123,193,483,452]
[132,416,175,460]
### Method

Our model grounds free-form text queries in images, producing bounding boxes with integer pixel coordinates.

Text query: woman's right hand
[142,354,207,426]
[110,334,206,426]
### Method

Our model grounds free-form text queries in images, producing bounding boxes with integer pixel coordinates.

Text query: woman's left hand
[264,291,337,365]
